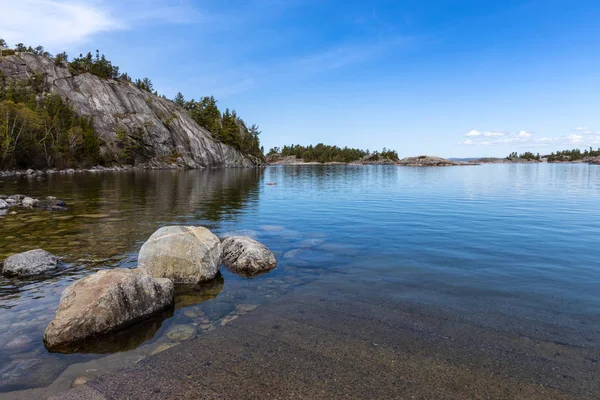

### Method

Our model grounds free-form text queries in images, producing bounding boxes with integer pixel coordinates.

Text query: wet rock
[220,314,239,326]
[70,376,90,388]
[5,198,17,206]
[0,358,67,392]
[166,324,197,342]
[4,335,35,351]
[44,269,174,351]
[150,342,180,355]
[35,199,67,211]
[9,194,25,201]
[22,197,39,208]
[138,226,222,284]
[221,236,277,277]
[0,199,7,209]
[2,249,60,278]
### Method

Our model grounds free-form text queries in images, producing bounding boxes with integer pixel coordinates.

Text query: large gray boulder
[0,199,7,209]
[2,249,60,277]
[138,226,222,283]
[44,269,174,352]
[221,236,277,276]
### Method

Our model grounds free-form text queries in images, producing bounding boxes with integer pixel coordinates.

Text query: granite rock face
[221,236,277,276]
[138,226,222,283]
[43,269,174,351]
[0,53,261,168]
[2,249,60,277]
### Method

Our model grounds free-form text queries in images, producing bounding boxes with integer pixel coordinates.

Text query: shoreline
[2,159,599,178]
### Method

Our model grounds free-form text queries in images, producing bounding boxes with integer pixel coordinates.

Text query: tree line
[507,148,600,162]
[173,93,263,159]
[0,72,101,169]
[267,144,399,163]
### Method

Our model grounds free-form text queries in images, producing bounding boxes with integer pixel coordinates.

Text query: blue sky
[2,0,600,157]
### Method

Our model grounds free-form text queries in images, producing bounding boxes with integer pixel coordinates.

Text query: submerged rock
[0,358,67,392]
[166,324,197,342]
[138,226,222,284]
[22,197,39,208]
[44,269,174,352]
[35,199,67,211]
[2,249,60,278]
[221,236,277,277]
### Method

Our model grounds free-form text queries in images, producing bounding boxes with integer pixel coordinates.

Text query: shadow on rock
[174,272,224,309]
[46,307,174,354]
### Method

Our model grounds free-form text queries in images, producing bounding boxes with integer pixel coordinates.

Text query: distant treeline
[268,144,399,163]
[0,39,264,168]
[507,147,600,162]
[506,151,540,160]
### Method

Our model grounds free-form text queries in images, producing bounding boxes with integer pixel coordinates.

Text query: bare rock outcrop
[397,156,476,166]
[0,53,261,168]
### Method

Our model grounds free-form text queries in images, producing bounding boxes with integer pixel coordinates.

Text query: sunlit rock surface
[0,53,262,168]
[44,269,174,352]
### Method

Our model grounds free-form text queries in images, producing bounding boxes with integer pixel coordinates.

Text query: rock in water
[35,199,67,211]
[21,197,38,208]
[2,249,59,278]
[138,226,222,283]
[221,236,278,276]
[44,269,174,351]
[0,199,7,209]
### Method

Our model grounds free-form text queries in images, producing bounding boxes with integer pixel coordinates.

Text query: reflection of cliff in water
[0,169,263,263]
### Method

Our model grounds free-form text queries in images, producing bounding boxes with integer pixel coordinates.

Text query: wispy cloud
[1,0,119,47]
[0,0,202,49]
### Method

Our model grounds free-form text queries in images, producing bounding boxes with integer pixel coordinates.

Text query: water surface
[1,164,599,396]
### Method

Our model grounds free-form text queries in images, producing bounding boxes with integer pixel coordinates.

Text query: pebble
[166,325,197,342]
[70,376,89,388]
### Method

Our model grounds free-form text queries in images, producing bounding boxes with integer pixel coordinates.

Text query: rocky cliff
[0,53,261,168]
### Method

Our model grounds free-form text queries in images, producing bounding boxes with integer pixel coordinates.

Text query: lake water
[1,164,600,397]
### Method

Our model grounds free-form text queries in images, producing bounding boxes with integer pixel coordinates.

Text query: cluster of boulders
[0,194,67,211]
[2,226,277,351]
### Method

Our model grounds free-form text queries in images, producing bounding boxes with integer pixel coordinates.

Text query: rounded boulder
[44,269,174,352]
[138,226,222,283]
[2,249,59,278]
[221,236,277,277]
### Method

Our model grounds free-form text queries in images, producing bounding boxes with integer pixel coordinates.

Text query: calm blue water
[1,164,599,394]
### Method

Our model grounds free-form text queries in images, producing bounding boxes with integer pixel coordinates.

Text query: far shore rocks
[222,236,278,277]
[138,226,222,284]
[397,156,476,166]
[44,269,174,352]
[0,194,67,211]
[1,249,60,278]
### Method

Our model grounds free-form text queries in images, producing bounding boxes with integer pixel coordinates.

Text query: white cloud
[461,139,475,145]
[465,130,481,137]
[482,131,505,137]
[568,134,584,145]
[518,131,531,138]
[572,127,596,135]
[0,0,120,48]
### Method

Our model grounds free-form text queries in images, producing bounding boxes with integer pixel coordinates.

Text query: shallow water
[1,165,600,395]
